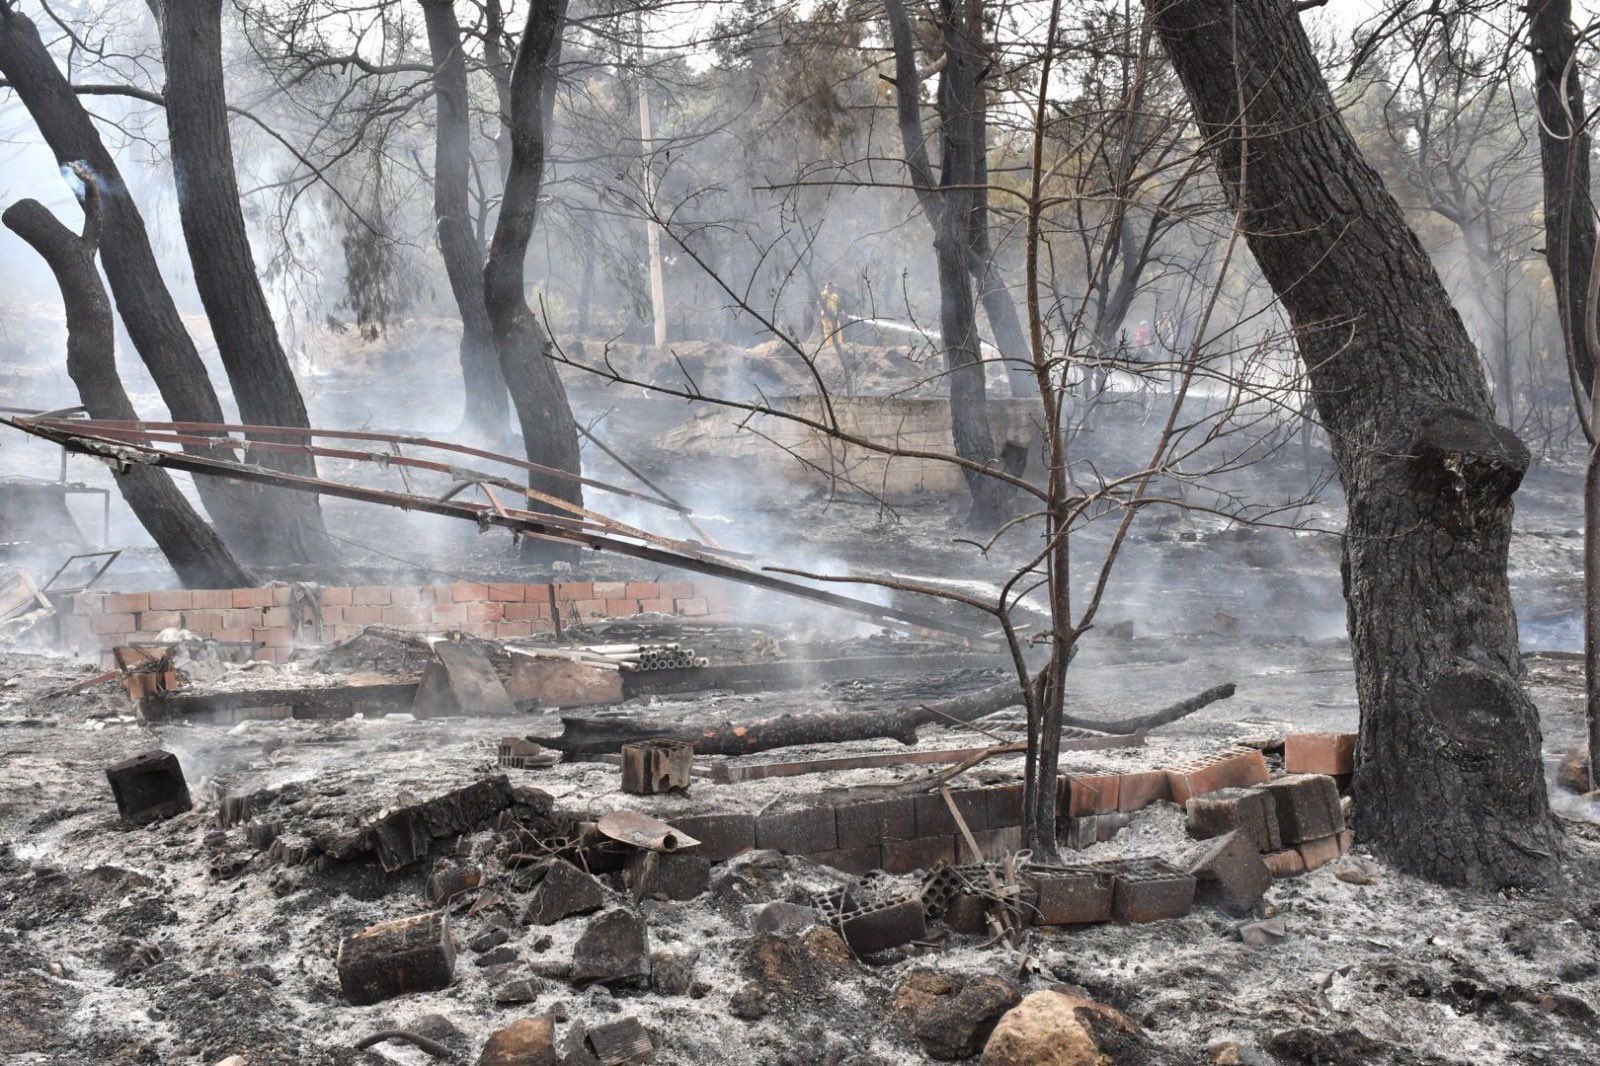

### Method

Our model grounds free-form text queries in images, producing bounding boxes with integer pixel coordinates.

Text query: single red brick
[1064,774,1121,817]
[639,598,673,614]
[529,620,555,634]
[254,627,292,647]
[1297,835,1342,871]
[431,601,467,621]
[146,590,192,612]
[350,586,391,606]
[389,586,424,605]
[139,610,183,631]
[487,583,524,602]
[881,836,955,874]
[428,585,454,604]
[496,620,532,639]
[103,593,149,614]
[603,598,635,617]
[1283,733,1356,776]
[271,585,291,606]
[232,588,274,609]
[91,613,137,635]
[344,605,382,625]
[592,581,627,599]
[320,586,354,607]
[570,599,607,618]
[382,605,428,626]
[625,582,656,599]
[212,627,254,642]
[451,582,489,602]
[675,597,709,617]
[554,581,592,601]
[259,606,290,628]
[191,589,232,609]
[1261,849,1306,878]
[502,602,539,621]
[467,601,504,623]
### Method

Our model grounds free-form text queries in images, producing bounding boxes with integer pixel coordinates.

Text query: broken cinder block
[1107,859,1196,922]
[1188,830,1271,914]
[815,887,928,955]
[337,910,455,1005]
[1022,864,1115,925]
[106,749,192,825]
[620,739,694,795]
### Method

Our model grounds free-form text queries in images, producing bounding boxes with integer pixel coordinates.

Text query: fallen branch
[352,1029,455,1060]
[546,681,1236,757]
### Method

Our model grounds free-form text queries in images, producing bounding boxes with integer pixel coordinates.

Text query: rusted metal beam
[6,417,990,641]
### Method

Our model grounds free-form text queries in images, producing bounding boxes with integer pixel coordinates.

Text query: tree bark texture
[420,0,510,441]
[0,2,277,564]
[482,0,584,512]
[1530,0,1597,400]
[158,0,331,567]
[3,198,252,588]
[1150,0,1557,889]
[1529,0,1600,789]
[885,0,1007,526]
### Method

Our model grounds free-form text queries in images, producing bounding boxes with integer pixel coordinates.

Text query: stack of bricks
[668,782,1027,877]
[61,579,738,668]
[1186,771,1352,878]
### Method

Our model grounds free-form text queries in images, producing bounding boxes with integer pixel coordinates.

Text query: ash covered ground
[1,636,1598,1064]
[1,328,1599,1063]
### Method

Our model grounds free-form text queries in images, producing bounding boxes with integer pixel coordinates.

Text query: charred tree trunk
[965,35,1032,397]
[1531,0,1597,401]
[3,195,251,588]
[482,0,584,515]
[1530,0,1600,790]
[1150,0,1557,889]
[157,0,331,568]
[0,1,276,565]
[421,0,510,442]
[885,0,1007,527]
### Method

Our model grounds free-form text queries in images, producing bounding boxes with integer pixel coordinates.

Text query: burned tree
[482,0,584,511]
[1149,0,1557,888]
[1529,0,1600,791]
[883,0,1010,526]
[0,0,279,565]
[421,0,510,441]
[3,186,251,588]
[155,0,332,566]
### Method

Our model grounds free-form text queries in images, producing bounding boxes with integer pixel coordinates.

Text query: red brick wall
[61,579,737,666]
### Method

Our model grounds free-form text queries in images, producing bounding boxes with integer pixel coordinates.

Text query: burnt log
[545,681,1235,757]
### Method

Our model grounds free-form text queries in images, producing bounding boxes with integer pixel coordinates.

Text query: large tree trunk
[157,0,331,568]
[481,0,584,514]
[3,196,251,588]
[1150,0,1557,889]
[0,2,276,565]
[420,0,510,442]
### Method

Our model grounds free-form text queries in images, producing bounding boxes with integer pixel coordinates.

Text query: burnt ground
[1,325,1598,1062]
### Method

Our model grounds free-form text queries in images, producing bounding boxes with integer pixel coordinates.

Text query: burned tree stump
[337,911,455,1005]
[620,739,693,795]
[105,750,192,825]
